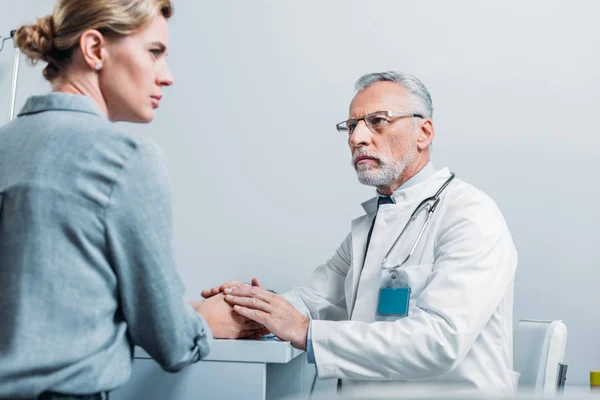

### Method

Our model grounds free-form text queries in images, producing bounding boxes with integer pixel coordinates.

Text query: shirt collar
[376,161,437,204]
[18,92,106,119]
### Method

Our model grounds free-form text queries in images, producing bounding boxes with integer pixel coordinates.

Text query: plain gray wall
[1,0,599,387]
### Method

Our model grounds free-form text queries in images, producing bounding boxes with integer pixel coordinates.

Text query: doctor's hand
[223,286,309,350]
[189,293,266,340]
[201,277,264,299]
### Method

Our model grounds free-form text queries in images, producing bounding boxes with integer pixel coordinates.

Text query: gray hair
[354,71,433,119]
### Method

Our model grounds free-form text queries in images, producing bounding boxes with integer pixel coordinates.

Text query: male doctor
[202,71,519,393]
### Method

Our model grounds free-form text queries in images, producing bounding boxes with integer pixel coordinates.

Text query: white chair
[513,319,568,395]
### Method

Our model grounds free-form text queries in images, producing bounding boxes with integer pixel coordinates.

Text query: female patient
[0,1,261,399]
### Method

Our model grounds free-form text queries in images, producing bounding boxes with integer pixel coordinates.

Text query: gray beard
[354,148,417,187]
[356,161,406,186]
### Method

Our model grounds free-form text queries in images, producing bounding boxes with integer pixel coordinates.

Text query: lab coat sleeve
[282,233,352,321]
[309,190,517,380]
[306,321,316,363]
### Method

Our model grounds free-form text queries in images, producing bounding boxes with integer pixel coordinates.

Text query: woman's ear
[79,29,106,70]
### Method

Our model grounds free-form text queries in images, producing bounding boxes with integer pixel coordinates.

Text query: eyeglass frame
[336,111,424,136]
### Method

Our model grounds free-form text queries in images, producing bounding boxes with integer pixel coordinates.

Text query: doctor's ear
[416,119,434,151]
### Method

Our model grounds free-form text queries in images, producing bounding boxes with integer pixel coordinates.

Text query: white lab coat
[284,167,519,394]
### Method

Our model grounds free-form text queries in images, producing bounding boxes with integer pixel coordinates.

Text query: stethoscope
[380,172,456,275]
[348,172,456,319]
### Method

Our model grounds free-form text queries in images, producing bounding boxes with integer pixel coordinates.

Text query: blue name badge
[377,287,411,317]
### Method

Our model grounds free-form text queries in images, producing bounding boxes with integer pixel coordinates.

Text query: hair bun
[15,16,56,62]
[14,15,61,79]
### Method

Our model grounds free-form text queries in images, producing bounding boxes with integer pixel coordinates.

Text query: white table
[111,339,314,400]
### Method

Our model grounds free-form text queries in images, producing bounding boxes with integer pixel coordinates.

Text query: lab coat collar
[378,162,437,196]
[18,92,106,119]
[361,167,452,214]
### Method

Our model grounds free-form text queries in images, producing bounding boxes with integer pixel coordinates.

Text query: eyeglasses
[336,111,423,136]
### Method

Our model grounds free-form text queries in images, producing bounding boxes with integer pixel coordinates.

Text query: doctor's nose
[349,120,373,148]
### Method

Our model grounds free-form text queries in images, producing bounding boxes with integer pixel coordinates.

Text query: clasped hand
[189,293,266,340]
[201,278,309,350]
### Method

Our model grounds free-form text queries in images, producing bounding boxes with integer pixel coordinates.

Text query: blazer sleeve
[104,139,212,372]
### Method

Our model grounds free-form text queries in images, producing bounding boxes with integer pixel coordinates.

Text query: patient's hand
[201,277,264,299]
[189,293,265,339]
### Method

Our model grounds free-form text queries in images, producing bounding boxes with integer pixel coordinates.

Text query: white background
[1,0,599,386]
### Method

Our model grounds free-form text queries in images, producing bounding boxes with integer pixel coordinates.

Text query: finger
[241,321,264,331]
[239,331,263,340]
[225,294,270,312]
[218,280,245,292]
[232,305,270,327]
[233,314,267,331]
[200,286,221,298]
[203,281,247,298]
[232,315,267,333]
[251,277,264,288]
[258,327,271,336]
[224,285,274,302]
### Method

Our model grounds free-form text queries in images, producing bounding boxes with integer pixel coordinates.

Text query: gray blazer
[0,92,211,398]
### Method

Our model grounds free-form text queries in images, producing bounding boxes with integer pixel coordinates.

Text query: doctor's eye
[347,121,358,133]
[367,116,389,127]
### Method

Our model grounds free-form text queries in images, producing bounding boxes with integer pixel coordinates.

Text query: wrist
[194,302,210,323]
[188,300,205,310]
[292,317,309,351]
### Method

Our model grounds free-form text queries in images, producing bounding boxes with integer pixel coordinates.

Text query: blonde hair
[14,0,173,81]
